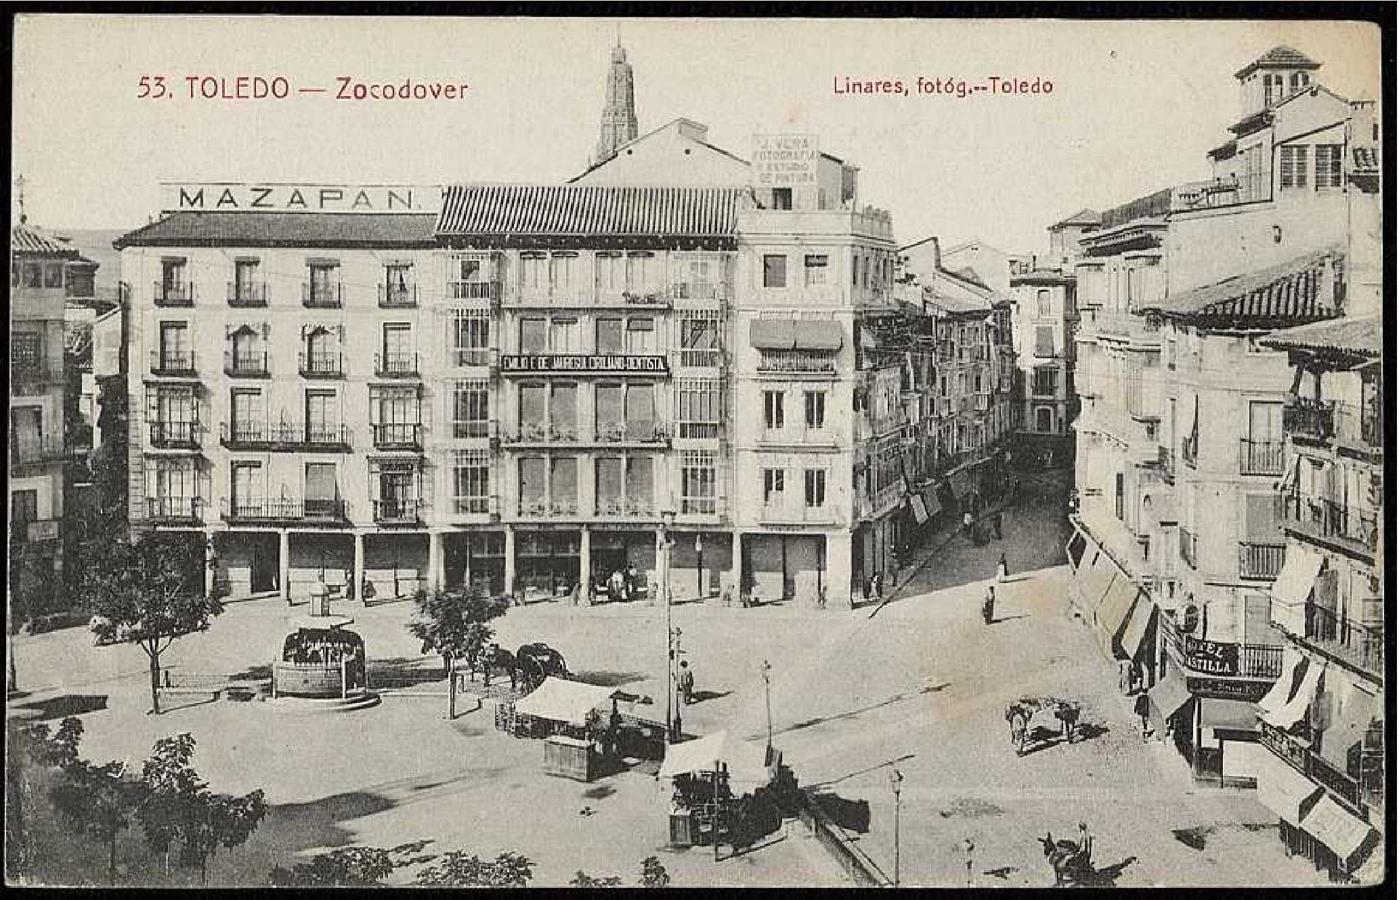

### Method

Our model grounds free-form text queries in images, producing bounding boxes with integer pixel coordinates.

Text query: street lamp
[695,533,703,600]
[761,660,773,756]
[660,509,677,742]
[889,767,904,887]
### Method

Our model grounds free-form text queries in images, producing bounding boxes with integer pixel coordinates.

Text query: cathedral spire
[594,35,638,165]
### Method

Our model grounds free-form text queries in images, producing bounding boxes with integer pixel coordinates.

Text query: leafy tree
[571,870,623,887]
[267,841,435,887]
[413,850,534,887]
[49,756,148,884]
[406,589,509,715]
[84,534,222,714]
[138,733,267,884]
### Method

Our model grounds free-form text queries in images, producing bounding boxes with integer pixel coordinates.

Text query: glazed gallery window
[804,254,828,286]
[681,450,717,514]
[763,390,785,430]
[453,380,490,439]
[1033,367,1058,396]
[678,316,720,366]
[450,309,490,366]
[804,469,827,508]
[762,468,785,505]
[762,254,787,288]
[1279,145,1309,189]
[1315,144,1343,189]
[676,379,721,439]
[11,332,41,370]
[804,390,826,430]
[452,449,490,514]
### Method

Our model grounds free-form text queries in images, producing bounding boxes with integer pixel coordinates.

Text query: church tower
[594,38,639,165]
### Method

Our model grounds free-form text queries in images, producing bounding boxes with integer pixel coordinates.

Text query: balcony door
[11,407,42,457]
[231,462,262,516]
[379,465,414,518]
[230,326,259,370]
[624,383,655,441]
[231,389,263,442]
[234,259,259,300]
[305,390,335,443]
[158,388,196,441]
[155,460,195,515]
[304,462,339,517]
[161,259,187,294]
[1248,400,1282,445]
[159,322,189,368]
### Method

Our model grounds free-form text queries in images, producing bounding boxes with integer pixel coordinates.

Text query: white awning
[657,730,774,787]
[1301,793,1375,862]
[1255,749,1322,826]
[1262,656,1324,729]
[1271,547,1324,612]
[1318,682,1378,770]
[513,677,617,726]
[910,493,928,524]
[1257,646,1307,720]
[1119,601,1157,662]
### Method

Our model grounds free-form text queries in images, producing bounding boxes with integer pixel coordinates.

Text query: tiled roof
[952,266,988,289]
[923,285,991,316]
[1260,314,1382,358]
[113,212,437,249]
[12,223,80,257]
[1235,45,1321,78]
[1141,246,1343,325]
[437,185,745,238]
[1052,208,1100,228]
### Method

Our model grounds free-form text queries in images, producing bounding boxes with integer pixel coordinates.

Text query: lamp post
[889,767,903,887]
[695,533,703,600]
[761,660,773,756]
[660,509,676,742]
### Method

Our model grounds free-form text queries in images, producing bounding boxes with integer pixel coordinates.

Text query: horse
[1039,826,1093,886]
[1005,702,1031,754]
[1052,702,1081,744]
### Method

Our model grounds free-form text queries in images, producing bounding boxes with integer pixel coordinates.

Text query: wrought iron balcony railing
[372,498,422,524]
[302,282,342,308]
[1238,541,1285,580]
[374,352,420,378]
[11,360,66,394]
[1239,439,1286,476]
[224,350,269,377]
[1284,397,1334,442]
[757,351,838,374]
[227,281,268,307]
[372,422,423,450]
[378,284,418,308]
[149,420,201,449]
[221,497,350,523]
[448,281,501,302]
[153,281,194,307]
[145,496,204,523]
[220,422,352,451]
[1304,602,1384,679]
[9,435,68,466]
[298,350,343,378]
[150,350,196,376]
[1276,491,1379,556]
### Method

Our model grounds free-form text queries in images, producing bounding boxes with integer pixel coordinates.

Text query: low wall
[795,792,890,888]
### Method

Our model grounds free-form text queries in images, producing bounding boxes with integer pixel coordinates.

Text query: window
[384,263,413,303]
[626,251,661,293]
[304,390,336,442]
[11,407,43,457]
[550,252,578,290]
[233,259,259,300]
[762,254,787,288]
[804,390,826,429]
[520,253,548,291]
[1280,145,1309,188]
[595,383,623,436]
[681,450,717,514]
[23,263,42,288]
[763,390,785,430]
[519,317,548,353]
[11,489,38,530]
[1036,289,1051,317]
[762,468,785,504]
[1034,325,1055,357]
[624,317,654,353]
[803,254,828,286]
[1315,144,1343,189]
[595,253,625,295]
[450,309,490,366]
[150,459,194,510]
[159,322,190,368]
[550,317,580,352]
[678,316,719,366]
[550,457,578,513]
[304,463,340,516]
[519,383,547,437]
[595,457,623,513]
[161,259,186,292]
[519,457,547,510]
[624,455,653,510]
[452,449,491,514]
[231,462,262,513]
[551,383,578,437]
[1035,407,1054,432]
[1289,71,1309,93]
[677,379,721,439]
[596,318,624,354]
[229,389,262,441]
[307,262,338,304]
[11,332,41,370]
[1114,472,1125,520]
[453,379,490,438]
[804,469,826,508]
[1033,367,1057,396]
[771,188,793,210]
[376,462,416,518]
[381,323,413,371]
[624,383,655,439]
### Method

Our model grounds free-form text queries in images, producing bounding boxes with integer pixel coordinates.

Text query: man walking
[962,509,974,541]
[1134,690,1152,740]
[677,660,695,705]
[993,510,1004,540]
[982,586,996,624]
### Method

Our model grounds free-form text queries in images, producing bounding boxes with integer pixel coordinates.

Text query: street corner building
[1059,45,1383,882]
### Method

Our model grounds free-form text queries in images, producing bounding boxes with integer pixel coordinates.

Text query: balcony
[372,423,423,451]
[221,497,351,525]
[674,348,722,368]
[594,498,658,519]
[679,496,723,517]
[448,281,502,303]
[757,351,837,375]
[759,503,838,526]
[153,282,195,307]
[1286,398,1383,457]
[1304,603,1384,680]
[374,352,420,378]
[1238,541,1285,580]
[11,360,66,395]
[1156,445,1176,482]
[1260,722,1384,816]
[594,422,670,445]
[148,420,201,450]
[373,498,422,525]
[1239,439,1286,476]
[302,282,342,309]
[9,435,67,467]
[225,350,269,378]
[516,498,580,518]
[451,419,494,440]
[227,281,268,307]
[378,283,418,308]
[1181,435,1198,469]
[503,423,582,445]
[150,350,196,377]
[220,422,352,452]
[1284,397,1334,442]
[451,348,496,368]
[451,495,496,516]
[1179,527,1198,569]
[298,350,343,378]
[1160,614,1283,679]
[1277,491,1378,558]
[146,497,204,524]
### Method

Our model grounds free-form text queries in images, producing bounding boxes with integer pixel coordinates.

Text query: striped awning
[750,319,795,350]
[437,184,743,238]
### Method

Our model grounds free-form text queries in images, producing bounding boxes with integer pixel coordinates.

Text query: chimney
[675,119,709,143]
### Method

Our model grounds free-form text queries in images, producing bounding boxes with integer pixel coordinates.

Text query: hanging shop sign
[1185,677,1271,702]
[500,354,668,375]
[1178,634,1241,677]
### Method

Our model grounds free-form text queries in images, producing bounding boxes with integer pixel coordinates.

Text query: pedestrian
[961,837,976,888]
[626,563,640,599]
[677,660,695,705]
[993,511,1003,540]
[982,586,996,624]
[1134,690,1152,740]
[962,509,974,539]
[996,552,1009,582]
[609,569,625,603]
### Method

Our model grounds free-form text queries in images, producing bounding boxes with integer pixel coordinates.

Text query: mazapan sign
[160,183,442,214]
[751,135,819,188]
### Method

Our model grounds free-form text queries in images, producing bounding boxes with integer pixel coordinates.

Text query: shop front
[589,529,656,602]
[363,531,428,600]
[745,532,825,603]
[516,529,580,600]
[666,531,733,602]
[443,530,505,597]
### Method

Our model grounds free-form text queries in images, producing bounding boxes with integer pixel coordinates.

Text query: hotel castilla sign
[500,354,669,375]
[160,183,443,214]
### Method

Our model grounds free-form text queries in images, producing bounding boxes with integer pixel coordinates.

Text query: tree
[406,589,509,716]
[138,733,267,884]
[84,534,222,714]
[50,756,147,884]
[413,850,534,887]
[639,856,671,888]
[570,870,623,887]
[267,842,435,887]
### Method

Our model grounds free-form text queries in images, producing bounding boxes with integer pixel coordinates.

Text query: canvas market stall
[658,730,780,848]
[512,677,621,781]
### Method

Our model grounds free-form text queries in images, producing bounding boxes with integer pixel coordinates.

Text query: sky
[11,15,1382,255]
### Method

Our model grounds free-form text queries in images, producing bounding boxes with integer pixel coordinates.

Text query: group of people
[962,507,1006,546]
[602,564,644,603]
[284,633,358,666]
